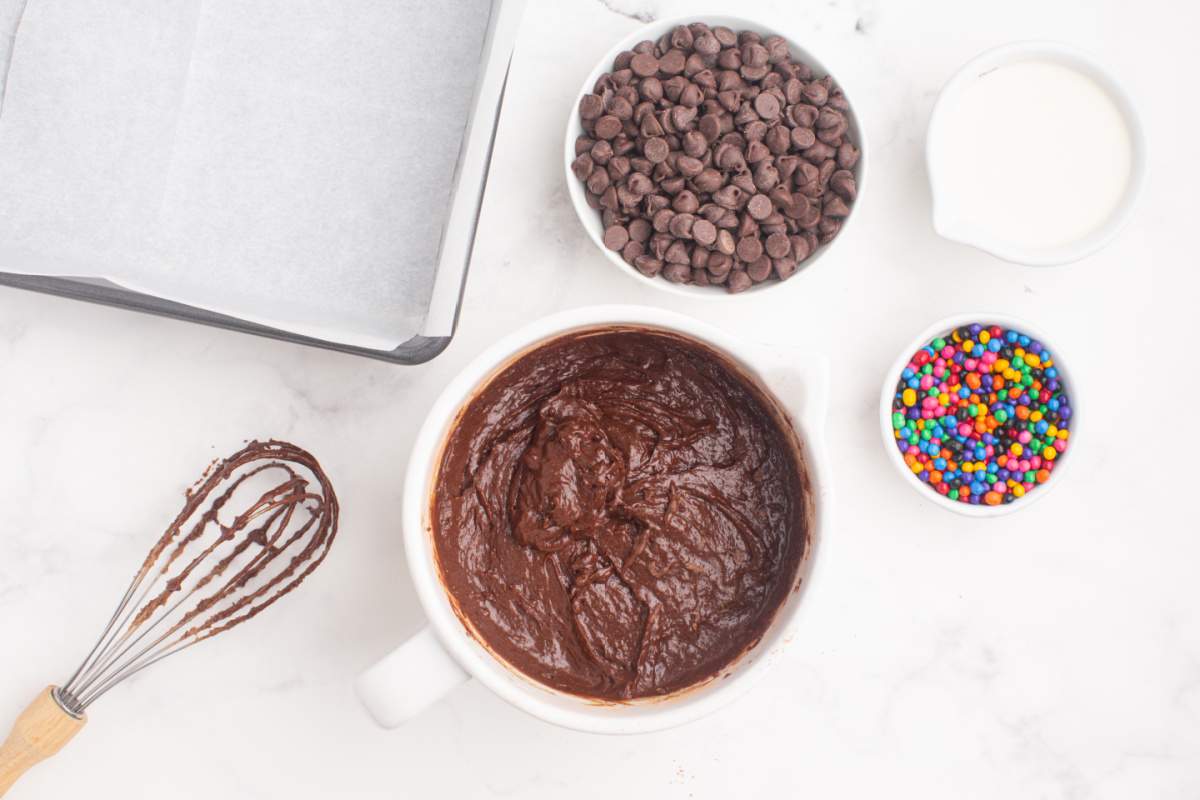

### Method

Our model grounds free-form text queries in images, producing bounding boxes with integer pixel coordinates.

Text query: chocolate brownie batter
[432,327,808,700]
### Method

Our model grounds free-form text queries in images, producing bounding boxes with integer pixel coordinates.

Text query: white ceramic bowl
[564,15,869,298]
[879,313,1080,518]
[926,41,1146,266]
[357,305,831,733]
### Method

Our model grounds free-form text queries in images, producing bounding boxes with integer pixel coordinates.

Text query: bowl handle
[355,627,470,728]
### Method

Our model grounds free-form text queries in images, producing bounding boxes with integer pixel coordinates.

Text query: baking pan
[0,0,522,365]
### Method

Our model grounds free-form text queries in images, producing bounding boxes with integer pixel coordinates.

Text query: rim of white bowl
[926,40,1146,267]
[563,14,870,298]
[878,312,1081,518]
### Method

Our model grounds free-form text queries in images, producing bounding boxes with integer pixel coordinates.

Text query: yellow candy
[1030,411,1043,422]
[962,340,974,352]
[1012,485,1026,498]
[1057,429,1069,440]
[1011,443,1023,456]
[1043,447,1057,460]
[910,461,924,474]
[994,359,1009,371]
[979,331,991,344]
[902,388,916,406]
[1026,354,1040,367]
[1046,425,1058,438]
[938,393,949,405]
[962,462,975,473]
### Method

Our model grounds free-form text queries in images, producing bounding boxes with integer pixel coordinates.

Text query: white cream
[932,59,1132,251]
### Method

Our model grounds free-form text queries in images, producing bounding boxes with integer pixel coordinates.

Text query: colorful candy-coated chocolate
[891,323,1071,506]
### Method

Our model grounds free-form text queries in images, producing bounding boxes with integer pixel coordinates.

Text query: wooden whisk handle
[0,687,86,796]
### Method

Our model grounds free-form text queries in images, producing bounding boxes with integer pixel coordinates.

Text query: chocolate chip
[580,94,604,120]
[627,172,653,196]
[716,229,736,254]
[594,115,623,139]
[659,49,687,75]
[692,218,717,245]
[628,218,651,242]
[652,208,674,232]
[603,225,630,251]
[747,255,772,282]
[830,169,856,201]
[633,255,663,277]
[765,36,790,64]
[837,141,859,169]
[663,262,691,282]
[682,131,707,158]
[752,161,779,191]
[802,82,828,106]
[694,32,720,56]
[676,155,704,177]
[753,92,781,120]
[670,25,695,50]
[790,104,819,128]
[727,270,752,293]
[642,136,669,163]
[674,191,700,214]
[764,125,791,155]
[736,235,764,261]
[571,154,594,181]
[586,169,609,195]
[765,232,791,258]
[668,212,695,238]
[790,127,816,149]
[713,26,738,47]
[774,256,798,280]
[631,53,659,78]
[694,168,723,193]
[713,184,744,209]
[741,43,769,68]
[747,193,772,220]
[823,195,851,218]
[665,240,690,264]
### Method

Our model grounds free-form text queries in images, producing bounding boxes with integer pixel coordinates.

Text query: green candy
[949,489,959,500]
[892,412,904,429]
[994,409,1008,423]
[933,338,946,349]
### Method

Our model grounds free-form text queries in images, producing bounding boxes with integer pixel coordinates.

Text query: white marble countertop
[2,0,1197,797]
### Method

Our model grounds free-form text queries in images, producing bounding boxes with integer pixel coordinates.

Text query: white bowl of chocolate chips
[565,15,867,296]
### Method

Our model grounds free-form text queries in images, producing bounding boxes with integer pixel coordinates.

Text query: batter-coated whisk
[0,440,338,796]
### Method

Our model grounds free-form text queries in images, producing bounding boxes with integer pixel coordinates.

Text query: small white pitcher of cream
[927,41,1146,266]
